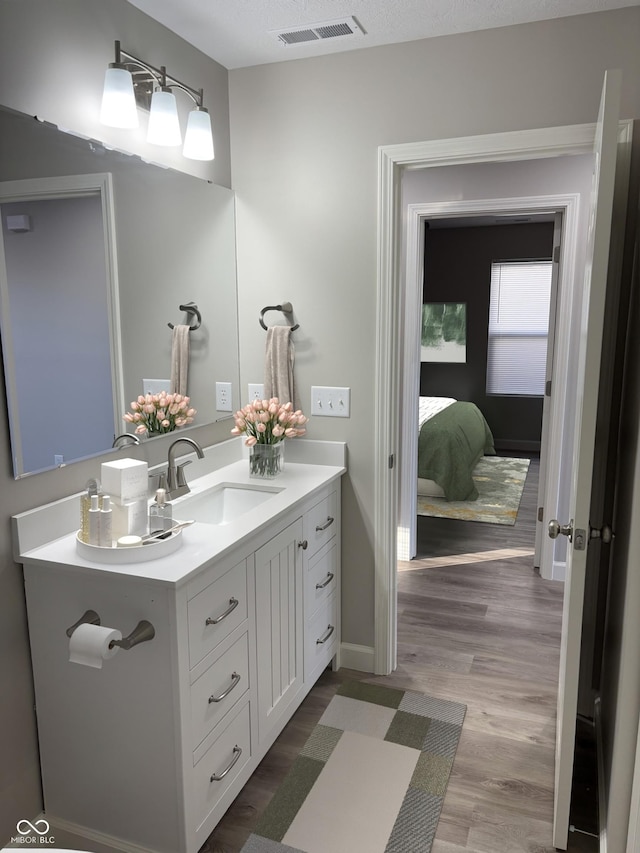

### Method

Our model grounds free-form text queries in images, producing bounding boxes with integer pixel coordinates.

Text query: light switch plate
[311,386,351,418]
[143,378,171,396]
[216,381,233,411]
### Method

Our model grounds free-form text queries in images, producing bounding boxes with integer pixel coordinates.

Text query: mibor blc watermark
[9,818,55,845]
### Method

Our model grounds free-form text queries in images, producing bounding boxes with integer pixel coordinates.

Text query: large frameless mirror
[0,105,240,478]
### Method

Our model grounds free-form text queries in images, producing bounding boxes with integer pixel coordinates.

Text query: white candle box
[101,458,149,503]
[110,497,148,539]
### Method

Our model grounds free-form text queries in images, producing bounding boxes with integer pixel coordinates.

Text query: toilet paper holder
[66,610,101,637]
[66,610,155,651]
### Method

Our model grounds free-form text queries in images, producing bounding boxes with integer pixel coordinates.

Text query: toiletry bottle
[99,495,113,547]
[148,488,172,533]
[88,494,101,545]
[80,478,102,542]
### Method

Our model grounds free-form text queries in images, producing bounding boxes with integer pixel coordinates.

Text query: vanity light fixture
[100,40,214,161]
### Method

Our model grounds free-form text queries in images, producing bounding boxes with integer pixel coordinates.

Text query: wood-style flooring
[203,455,598,853]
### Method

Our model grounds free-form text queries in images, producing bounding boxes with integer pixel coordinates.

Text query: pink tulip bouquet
[123,393,196,436]
[231,398,307,445]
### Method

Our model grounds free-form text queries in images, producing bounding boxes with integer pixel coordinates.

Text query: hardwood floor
[203,455,598,852]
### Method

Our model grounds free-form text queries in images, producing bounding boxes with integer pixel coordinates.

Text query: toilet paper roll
[69,623,122,668]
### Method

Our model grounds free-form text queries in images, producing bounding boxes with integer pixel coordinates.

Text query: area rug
[418,456,530,525]
[240,681,466,853]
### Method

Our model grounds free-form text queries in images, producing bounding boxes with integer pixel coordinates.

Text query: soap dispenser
[88,494,101,545]
[80,478,102,542]
[148,488,172,534]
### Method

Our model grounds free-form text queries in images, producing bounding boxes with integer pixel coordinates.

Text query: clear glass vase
[249,443,284,478]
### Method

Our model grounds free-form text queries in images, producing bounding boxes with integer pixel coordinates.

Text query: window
[486,260,553,396]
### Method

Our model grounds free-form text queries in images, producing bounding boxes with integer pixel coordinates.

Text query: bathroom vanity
[13,445,345,853]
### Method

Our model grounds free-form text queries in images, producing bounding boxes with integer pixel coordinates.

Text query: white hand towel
[170,324,190,396]
[264,326,299,409]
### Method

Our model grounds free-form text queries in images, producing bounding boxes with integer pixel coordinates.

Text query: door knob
[548,518,574,541]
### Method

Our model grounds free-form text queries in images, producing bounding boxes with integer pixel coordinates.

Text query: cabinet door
[255,518,304,742]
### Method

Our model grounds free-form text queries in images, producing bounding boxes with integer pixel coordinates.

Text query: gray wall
[0,0,231,187]
[229,7,640,651]
[0,0,233,840]
[229,11,640,842]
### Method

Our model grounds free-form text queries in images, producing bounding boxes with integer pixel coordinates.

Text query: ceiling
[125,0,640,70]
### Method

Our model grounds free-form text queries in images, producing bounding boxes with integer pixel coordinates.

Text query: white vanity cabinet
[302,489,339,684]
[17,464,343,853]
[255,518,304,743]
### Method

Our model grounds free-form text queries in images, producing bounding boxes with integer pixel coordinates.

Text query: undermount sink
[175,482,282,525]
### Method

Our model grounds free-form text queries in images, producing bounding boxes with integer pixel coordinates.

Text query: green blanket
[418,401,495,501]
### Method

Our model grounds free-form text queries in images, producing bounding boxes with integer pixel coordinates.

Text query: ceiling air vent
[272,16,365,46]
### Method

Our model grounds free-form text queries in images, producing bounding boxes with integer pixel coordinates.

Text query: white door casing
[534,212,563,572]
[376,120,601,675]
[399,195,579,570]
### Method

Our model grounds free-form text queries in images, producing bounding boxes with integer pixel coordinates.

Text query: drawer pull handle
[316,625,335,645]
[298,540,308,550]
[316,516,334,532]
[210,745,242,782]
[315,572,335,590]
[208,672,241,704]
[205,597,239,626]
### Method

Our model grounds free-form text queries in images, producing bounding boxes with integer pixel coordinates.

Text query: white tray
[75,527,183,564]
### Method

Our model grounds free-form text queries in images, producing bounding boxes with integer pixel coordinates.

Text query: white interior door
[550,69,622,849]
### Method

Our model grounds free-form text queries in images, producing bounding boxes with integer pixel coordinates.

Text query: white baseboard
[40,814,157,853]
[340,642,375,672]
[552,559,566,582]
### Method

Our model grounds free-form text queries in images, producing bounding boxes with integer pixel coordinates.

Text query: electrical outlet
[248,383,264,402]
[311,386,351,418]
[215,381,233,412]
[54,455,64,466]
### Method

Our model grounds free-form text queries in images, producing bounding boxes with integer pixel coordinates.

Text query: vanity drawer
[192,700,251,832]
[190,633,250,750]
[303,490,338,556]
[305,540,338,619]
[188,559,248,668]
[304,592,338,682]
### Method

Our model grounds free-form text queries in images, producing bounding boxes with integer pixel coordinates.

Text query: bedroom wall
[421,222,555,451]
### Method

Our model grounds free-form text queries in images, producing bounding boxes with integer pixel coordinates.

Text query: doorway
[373,122,602,676]
[398,195,582,574]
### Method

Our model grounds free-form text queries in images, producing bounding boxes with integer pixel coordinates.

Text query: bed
[418,396,495,501]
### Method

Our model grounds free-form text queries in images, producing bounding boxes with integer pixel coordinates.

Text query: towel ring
[259,302,299,332]
[168,302,201,331]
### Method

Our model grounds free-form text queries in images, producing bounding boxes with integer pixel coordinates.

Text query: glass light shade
[100,66,138,128]
[183,108,215,161]
[146,90,182,146]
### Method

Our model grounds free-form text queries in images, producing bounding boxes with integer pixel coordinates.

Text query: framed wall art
[421,302,466,363]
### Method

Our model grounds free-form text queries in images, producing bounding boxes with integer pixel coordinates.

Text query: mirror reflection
[0,105,240,478]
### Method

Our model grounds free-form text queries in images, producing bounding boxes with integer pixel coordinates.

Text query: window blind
[486,260,553,396]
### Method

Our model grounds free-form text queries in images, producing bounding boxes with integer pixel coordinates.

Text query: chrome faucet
[112,433,141,448]
[166,437,204,498]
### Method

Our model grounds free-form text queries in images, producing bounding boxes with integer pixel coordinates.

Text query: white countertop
[15,459,345,587]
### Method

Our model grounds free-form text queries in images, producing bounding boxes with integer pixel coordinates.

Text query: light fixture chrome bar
[117,42,204,108]
[101,41,214,160]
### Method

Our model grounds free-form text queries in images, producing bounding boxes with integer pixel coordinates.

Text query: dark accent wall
[421,222,554,450]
